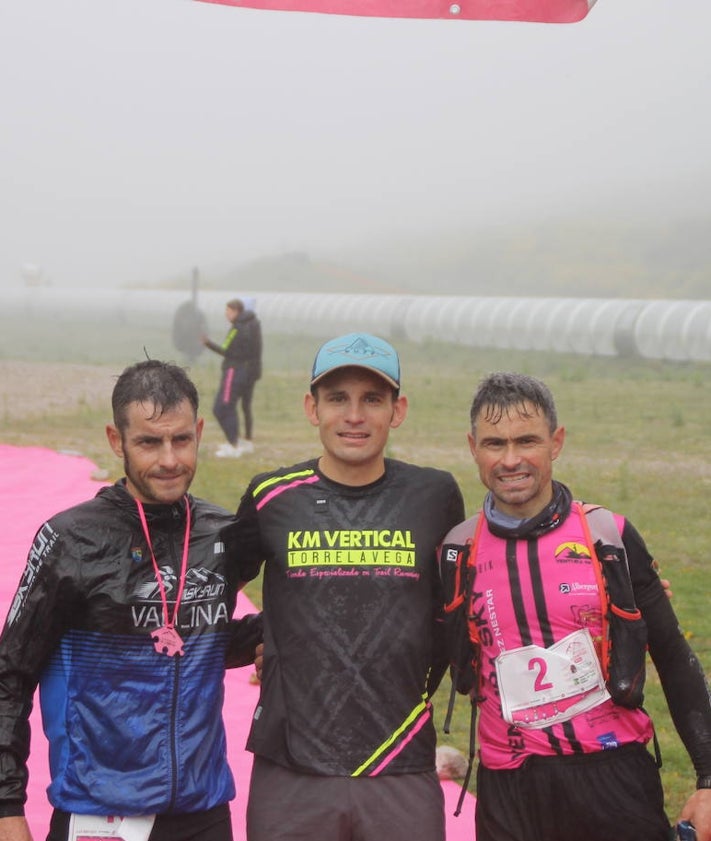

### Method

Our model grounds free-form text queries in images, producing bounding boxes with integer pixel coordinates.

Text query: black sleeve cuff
[225,612,263,668]
[0,803,26,818]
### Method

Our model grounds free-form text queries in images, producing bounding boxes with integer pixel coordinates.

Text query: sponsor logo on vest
[486,589,506,654]
[554,541,592,563]
[560,581,598,594]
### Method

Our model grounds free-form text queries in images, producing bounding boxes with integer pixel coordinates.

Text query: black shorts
[246,756,445,841]
[475,743,671,841]
[46,803,232,841]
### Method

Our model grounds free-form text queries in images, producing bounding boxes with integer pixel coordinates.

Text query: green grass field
[2,317,710,820]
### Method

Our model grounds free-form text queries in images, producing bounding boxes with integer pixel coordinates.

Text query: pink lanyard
[135,496,191,657]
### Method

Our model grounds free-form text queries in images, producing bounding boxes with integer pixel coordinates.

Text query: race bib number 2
[495,628,610,729]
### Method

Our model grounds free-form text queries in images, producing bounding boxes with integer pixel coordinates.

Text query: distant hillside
[159,214,711,300]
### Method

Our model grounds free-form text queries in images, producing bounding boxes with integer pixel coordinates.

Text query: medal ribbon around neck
[135,496,191,657]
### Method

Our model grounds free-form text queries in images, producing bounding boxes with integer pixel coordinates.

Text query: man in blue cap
[224,333,465,841]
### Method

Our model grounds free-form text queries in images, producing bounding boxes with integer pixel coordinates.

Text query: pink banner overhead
[195,0,596,22]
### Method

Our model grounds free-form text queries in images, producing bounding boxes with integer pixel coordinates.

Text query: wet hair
[469,372,558,435]
[111,360,199,433]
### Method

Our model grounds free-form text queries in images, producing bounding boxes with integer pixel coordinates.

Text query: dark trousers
[47,803,233,841]
[475,743,671,841]
[213,367,256,444]
[246,756,445,841]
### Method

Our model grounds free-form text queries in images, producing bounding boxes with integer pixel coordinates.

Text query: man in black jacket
[203,298,263,459]
[0,359,261,841]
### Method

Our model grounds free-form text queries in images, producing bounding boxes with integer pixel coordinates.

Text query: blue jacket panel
[0,482,240,816]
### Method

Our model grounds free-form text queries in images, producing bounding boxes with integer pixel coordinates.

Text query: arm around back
[0,816,33,841]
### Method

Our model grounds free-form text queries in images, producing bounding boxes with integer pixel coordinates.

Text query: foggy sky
[2,0,710,289]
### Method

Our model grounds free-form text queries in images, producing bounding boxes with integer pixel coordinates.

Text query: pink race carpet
[0,444,475,840]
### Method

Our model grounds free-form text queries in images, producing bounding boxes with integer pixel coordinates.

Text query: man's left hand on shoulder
[679,787,711,841]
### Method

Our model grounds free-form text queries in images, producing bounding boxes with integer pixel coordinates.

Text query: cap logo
[311,332,400,388]
[325,336,391,362]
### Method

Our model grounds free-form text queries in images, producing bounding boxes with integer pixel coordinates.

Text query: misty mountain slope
[188,215,711,299]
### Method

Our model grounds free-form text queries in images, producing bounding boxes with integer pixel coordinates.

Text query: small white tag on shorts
[68,813,156,841]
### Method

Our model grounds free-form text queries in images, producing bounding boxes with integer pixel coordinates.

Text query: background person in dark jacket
[203,299,262,459]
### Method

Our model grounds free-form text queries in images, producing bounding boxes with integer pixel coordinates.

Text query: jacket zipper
[167,504,184,811]
[168,654,181,810]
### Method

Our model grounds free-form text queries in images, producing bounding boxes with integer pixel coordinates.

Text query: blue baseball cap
[310,333,401,390]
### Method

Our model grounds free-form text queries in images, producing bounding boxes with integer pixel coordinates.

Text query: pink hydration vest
[463,505,653,769]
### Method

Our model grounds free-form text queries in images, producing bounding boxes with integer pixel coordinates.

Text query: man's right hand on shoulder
[255,642,264,680]
[0,816,33,841]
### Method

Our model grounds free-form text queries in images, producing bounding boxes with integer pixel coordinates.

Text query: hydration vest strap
[576,502,612,681]
[454,695,477,817]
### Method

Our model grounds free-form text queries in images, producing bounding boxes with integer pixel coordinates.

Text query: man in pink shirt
[441,371,711,841]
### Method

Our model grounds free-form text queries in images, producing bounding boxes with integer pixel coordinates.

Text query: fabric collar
[483,480,573,539]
